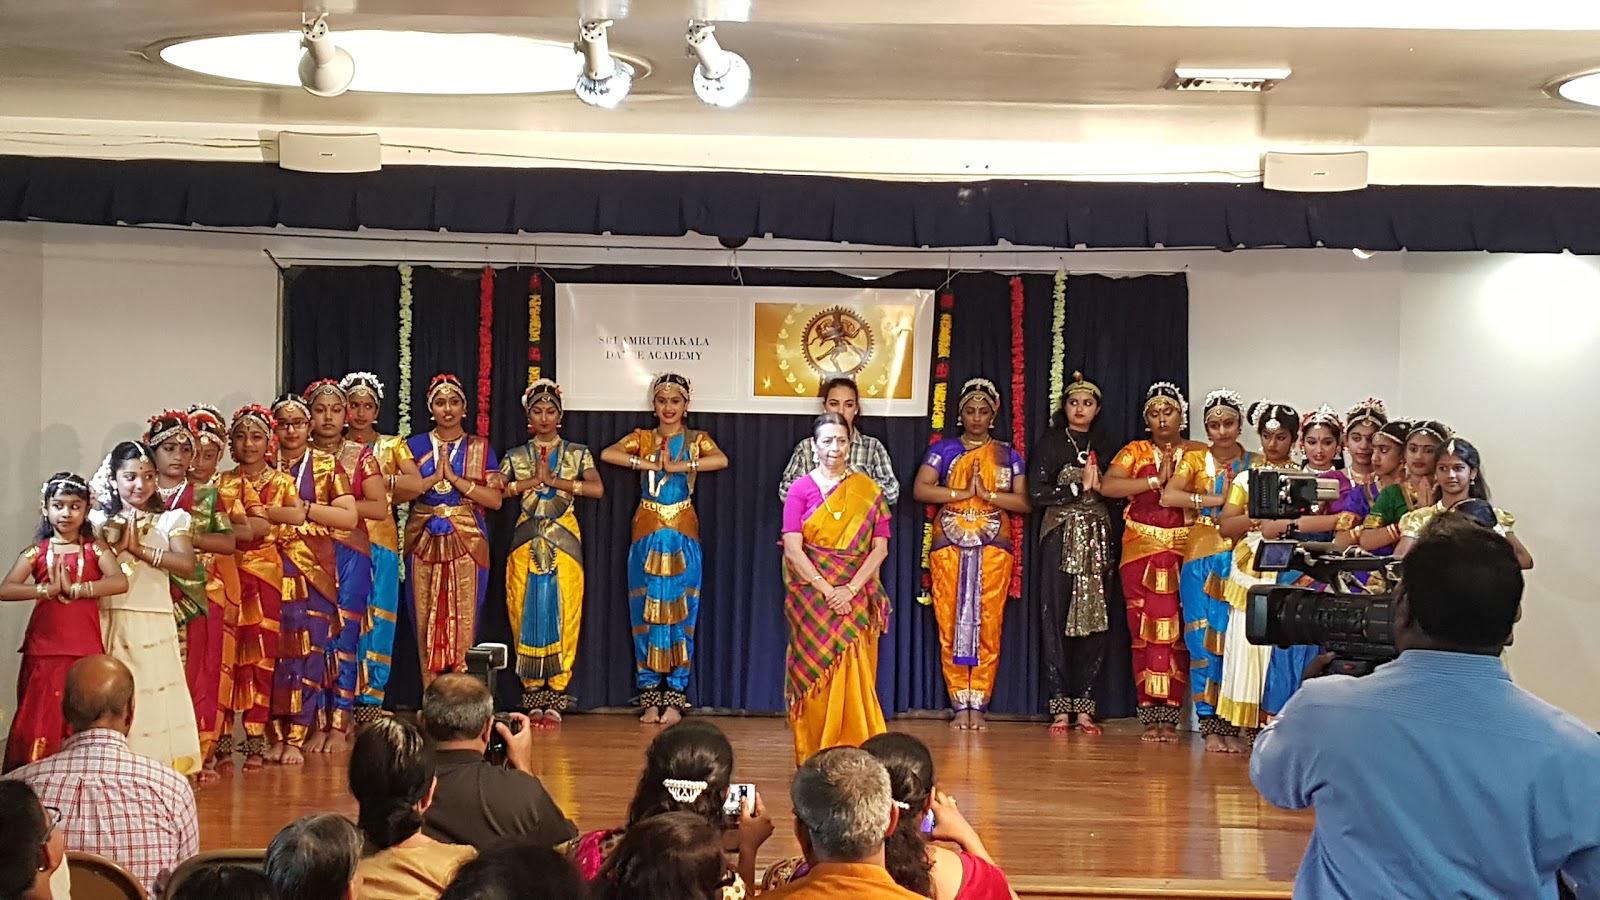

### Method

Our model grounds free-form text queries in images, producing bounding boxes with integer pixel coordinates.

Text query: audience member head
[63,654,135,736]
[349,718,438,851]
[790,747,897,866]
[440,844,585,900]
[168,865,275,900]
[421,673,495,748]
[860,733,936,895]
[593,811,728,900]
[264,813,362,900]
[1396,513,1523,656]
[0,781,64,900]
[626,720,735,829]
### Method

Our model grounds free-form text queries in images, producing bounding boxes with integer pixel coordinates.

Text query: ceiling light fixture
[575,19,632,109]
[1169,66,1292,93]
[1351,248,1374,259]
[1553,72,1600,107]
[159,32,605,95]
[298,13,355,97]
[685,21,750,108]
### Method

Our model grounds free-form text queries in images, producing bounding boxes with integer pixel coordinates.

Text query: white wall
[0,223,1593,733]
[0,227,43,737]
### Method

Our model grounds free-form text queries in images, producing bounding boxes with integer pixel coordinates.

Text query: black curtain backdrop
[283,265,1187,718]
[6,155,1600,252]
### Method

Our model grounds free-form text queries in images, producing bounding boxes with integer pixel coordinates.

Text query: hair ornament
[522,378,563,412]
[339,371,386,403]
[1407,420,1453,445]
[1143,381,1189,427]
[958,377,1001,412]
[187,404,228,447]
[230,404,276,435]
[40,473,89,499]
[271,392,310,419]
[1065,371,1102,399]
[144,410,194,449]
[650,372,692,402]
[1202,389,1245,423]
[892,800,911,811]
[87,452,115,512]
[1373,418,1411,446]
[662,778,708,803]
[1248,399,1300,436]
[427,373,468,404]
[1345,397,1388,431]
[302,378,346,404]
[1300,404,1344,435]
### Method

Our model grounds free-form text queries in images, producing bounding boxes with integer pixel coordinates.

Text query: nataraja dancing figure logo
[801,306,876,378]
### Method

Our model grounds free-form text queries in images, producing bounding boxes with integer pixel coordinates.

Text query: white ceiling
[5,1,1600,184]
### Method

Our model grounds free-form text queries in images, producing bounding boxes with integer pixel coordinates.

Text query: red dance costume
[4,540,105,770]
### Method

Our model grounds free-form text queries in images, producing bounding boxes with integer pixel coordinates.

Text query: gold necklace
[960,434,991,449]
[817,470,847,519]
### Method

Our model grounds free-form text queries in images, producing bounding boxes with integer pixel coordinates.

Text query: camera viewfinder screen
[1256,540,1295,571]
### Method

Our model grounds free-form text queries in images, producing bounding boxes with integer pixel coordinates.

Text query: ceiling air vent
[1168,67,1291,93]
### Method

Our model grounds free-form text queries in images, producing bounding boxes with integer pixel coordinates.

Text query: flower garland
[1007,276,1026,599]
[397,264,414,435]
[527,272,543,386]
[396,263,414,571]
[1048,269,1066,414]
[476,266,494,437]
[919,290,957,604]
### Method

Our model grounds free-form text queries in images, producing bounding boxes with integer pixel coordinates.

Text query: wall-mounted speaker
[277,131,382,174]
[1262,151,1368,193]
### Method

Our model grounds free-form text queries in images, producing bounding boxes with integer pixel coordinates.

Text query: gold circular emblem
[801,306,876,378]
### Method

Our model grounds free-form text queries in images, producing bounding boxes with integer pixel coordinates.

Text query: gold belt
[640,498,693,521]
[1127,519,1189,549]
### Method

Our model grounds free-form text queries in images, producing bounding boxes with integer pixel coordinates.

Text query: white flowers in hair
[1301,404,1342,432]
[339,371,386,402]
[892,800,911,810]
[663,778,709,803]
[88,452,116,512]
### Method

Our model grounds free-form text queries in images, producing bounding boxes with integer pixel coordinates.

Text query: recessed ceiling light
[157,31,647,95]
[1554,72,1600,107]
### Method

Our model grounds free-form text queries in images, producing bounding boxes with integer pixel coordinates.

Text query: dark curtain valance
[4,154,1599,252]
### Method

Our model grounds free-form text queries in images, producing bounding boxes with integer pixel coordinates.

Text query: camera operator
[418,674,577,851]
[1250,514,1600,898]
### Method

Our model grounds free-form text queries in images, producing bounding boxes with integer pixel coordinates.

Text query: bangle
[1191,493,1201,510]
[949,488,957,500]
[151,548,164,569]
[571,481,582,497]
[68,583,80,600]
[630,457,640,471]
[507,480,519,494]
[36,583,48,599]
[689,459,699,472]
[463,484,477,501]
[1147,476,1161,492]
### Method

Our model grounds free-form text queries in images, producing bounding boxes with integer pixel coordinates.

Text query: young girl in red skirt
[1,472,127,771]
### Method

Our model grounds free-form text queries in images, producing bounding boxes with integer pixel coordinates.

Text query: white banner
[556,284,934,415]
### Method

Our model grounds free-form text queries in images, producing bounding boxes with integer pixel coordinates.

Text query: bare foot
[528,709,547,725]
[1074,714,1103,735]
[970,710,988,731]
[1141,725,1162,743]
[950,710,969,730]
[196,763,221,785]
[243,755,265,773]
[640,706,662,724]
[281,746,305,766]
[264,742,286,764]
[542,710,563,728]
[304,730,330,754]
[659,706,682,726]
[1159,724,1180,743]
[1222,735,1247,754]
[1204,733,1231,753]
[1048,714,1071,735]
[215,757,235,778]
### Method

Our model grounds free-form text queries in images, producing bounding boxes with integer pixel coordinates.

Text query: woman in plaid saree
[781,413,892,764]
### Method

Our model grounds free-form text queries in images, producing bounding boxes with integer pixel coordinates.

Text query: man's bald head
[63,655,135,734]
[421,673,494,743]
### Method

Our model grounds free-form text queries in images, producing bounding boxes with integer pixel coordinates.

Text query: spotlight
[575,19,632,109]
[686,21,750,108]
[1351,248,1374,260]
[297,13,356,97]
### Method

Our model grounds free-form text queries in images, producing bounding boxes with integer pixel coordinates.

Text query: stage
[195,714,1307,897]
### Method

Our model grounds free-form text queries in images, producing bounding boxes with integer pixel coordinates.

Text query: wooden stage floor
[196,714,1309,895]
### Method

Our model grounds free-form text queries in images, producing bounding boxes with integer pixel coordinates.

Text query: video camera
[1247,469,1343,520]
[1246,541,1401,677]
[463,642,521,766]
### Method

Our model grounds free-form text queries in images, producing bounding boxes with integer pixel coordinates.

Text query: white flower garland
[398,264,414,436]
[1048,269,1067,413]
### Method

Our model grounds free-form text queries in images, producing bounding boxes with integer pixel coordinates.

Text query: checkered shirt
[4,728,199,895]
[778,432,901,506]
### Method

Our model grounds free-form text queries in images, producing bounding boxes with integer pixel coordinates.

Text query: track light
[1352,248,1374,260]
[575,19,632,109]
[686,21,750,108]
[298,13,355,97]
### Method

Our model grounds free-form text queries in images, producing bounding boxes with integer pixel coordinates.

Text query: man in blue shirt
[1251,514,1600,898]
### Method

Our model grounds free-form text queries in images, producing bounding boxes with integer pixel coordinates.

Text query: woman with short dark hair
[349,718,476,899]
[593,812,731,900]
[0,781,65,900]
